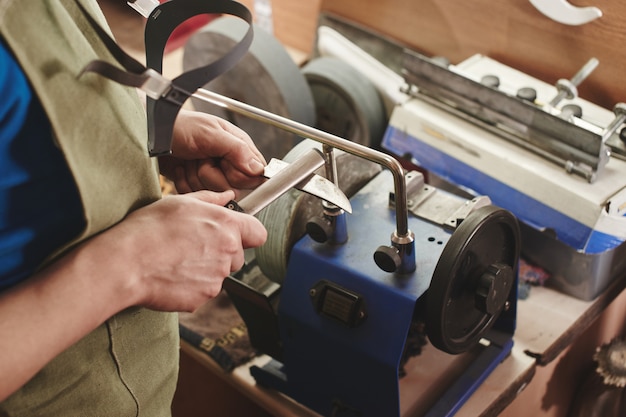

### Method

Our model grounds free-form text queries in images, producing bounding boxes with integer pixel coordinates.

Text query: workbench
[176,272,626,417]
[180,334,533,417]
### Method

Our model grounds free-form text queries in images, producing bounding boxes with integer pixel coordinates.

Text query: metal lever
[193,88,416,274]
[548,58,599,108]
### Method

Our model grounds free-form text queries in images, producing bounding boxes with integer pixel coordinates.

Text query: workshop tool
[78,1,522,415]
[224,140,520,417]
[381,50,626,301]
[226,148,352,216]
[310,16,626,300]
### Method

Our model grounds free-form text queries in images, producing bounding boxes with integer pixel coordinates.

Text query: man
[0,0,267,415]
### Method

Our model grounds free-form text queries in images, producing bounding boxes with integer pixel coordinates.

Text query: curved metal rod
[193,87,410,237]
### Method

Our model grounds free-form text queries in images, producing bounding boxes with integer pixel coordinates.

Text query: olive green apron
[0,1,179,415]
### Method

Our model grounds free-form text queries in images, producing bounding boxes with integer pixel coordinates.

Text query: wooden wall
[319,0,626,110]
[236,0,321,60]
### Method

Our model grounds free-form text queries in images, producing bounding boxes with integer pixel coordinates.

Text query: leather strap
[77,0,253,156]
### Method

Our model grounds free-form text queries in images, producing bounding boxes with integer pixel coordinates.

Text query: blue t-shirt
[0,39,85,291]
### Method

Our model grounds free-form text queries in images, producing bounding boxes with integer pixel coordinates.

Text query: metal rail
[193,87,411,238]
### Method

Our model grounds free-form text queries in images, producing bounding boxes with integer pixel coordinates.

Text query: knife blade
[262,158,352,214]
[225,148,352,215]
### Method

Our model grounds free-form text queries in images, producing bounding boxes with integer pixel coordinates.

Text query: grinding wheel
[426,205,520,354]
[301,56,387,147]
[255,139,382,283]
[183,16,315,160]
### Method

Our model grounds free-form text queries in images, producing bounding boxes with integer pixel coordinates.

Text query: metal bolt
[602,103,626,143]
[548,57,599,107]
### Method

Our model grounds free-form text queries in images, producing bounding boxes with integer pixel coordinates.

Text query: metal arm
[192,87,416,273]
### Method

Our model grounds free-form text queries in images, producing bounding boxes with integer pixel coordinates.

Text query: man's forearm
[0,235,136,401]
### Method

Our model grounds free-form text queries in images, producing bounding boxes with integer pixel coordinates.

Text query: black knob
[306,217,332,243]
[373,245,401,273]
[475,262,513,315]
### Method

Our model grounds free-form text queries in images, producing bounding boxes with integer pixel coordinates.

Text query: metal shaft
[193,88,411,237]
[548,58,599,107]
[323,144,339,191]
[570,57,599,87]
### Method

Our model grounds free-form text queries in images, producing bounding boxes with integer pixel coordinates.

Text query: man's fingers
[184,160,205,191]
[187,189,268,249]
[188,189,236,206]
[220,120,267,166]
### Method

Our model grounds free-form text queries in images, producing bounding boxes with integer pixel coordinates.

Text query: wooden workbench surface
[181,340,535,417]
[516,273,626,365]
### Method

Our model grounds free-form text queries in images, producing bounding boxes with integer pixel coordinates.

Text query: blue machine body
[250,170,517,416]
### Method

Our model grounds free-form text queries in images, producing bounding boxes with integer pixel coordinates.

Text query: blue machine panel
[246,170,516,416]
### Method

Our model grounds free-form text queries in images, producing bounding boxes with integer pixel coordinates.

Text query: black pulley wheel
[426,205,520,354]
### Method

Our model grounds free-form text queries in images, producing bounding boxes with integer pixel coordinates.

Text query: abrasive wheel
[255,139,382,283]
[183,16,315,160]
[301,56,387,147]
[426,205,520,354]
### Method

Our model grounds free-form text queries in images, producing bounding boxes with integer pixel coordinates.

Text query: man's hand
[159,109,267,197]
[0,190,267,400]
[107,190,268,312]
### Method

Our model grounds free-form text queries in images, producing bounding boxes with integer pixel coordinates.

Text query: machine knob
[306,216,333,243]
[516,87,537,103]
[373,245,402,273]
[481,74,500,89]
[475,262,514,315]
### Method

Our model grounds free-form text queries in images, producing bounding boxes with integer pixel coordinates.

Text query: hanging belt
[77,0,253,156]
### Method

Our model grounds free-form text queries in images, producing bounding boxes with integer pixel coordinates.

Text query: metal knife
[225,148,352,215]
